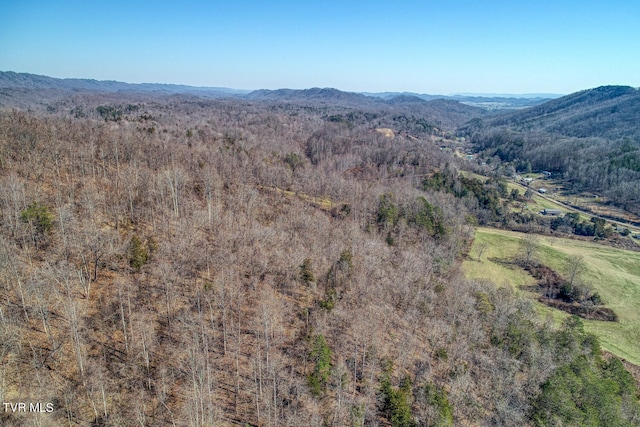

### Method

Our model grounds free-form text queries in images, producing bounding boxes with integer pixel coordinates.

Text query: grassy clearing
[460,170,489,182]
[259,185,334,211]
[507,180,572,215]
[375,128,395,138]
[531,194,568,212]
[463,227,640,365]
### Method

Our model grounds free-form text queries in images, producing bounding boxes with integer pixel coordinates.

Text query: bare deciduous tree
[566,254,585,287]
[520,234,540,266]
[476,242,489,262]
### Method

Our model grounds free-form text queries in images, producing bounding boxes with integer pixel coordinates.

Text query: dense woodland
[0,90,639,426]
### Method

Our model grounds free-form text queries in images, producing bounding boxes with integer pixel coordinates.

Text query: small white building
[542,209,562,216]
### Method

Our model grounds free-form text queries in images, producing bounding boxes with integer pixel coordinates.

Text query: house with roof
[542,209,562,216]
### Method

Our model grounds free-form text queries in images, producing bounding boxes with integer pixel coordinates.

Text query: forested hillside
[460,86,640,213]
[0,92,638,426]
[0,72,491,131]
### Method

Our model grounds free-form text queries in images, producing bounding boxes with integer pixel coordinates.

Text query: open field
[459,170,489,182]
[463,227,640,365]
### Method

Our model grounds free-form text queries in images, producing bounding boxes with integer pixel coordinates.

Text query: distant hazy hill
[247,87,489,129]
[0,71,250,97]
[384,94,430,105]
[0,71,489,129]
[391,98,489,129]
[0,71,556,111]
[247,87,377,105]
[363,91,557,110]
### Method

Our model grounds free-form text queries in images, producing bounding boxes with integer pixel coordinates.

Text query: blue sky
[1,0,639,94]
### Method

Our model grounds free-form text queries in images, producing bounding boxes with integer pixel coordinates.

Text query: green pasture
[463,227,640,365]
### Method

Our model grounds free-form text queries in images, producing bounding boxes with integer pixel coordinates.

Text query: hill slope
[486,85,640,139]
[461,86,640,213]
[247,87,489,129]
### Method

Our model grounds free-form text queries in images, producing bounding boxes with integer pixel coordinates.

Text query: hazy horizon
[1,1,638,94]
[1,70,574,97]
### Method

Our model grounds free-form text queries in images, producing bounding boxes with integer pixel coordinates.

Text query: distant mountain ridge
[0,71,554,110]
[453,92,564,98]
[0,71,492,129]
[363,90,558,109]
[246,87,377,105]
[243,87,490,129]
[0,71,250,97]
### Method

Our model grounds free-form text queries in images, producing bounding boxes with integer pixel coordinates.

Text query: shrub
[474,291,494,314]
[96,105,123,122]
[20,202,54,234]
[434,348,448,361]
[377,193,399,228]
[129,235,148,271]
[418,383,454,427]
[284,152,304,173]
[318,288,336,312]
[299,258,315,284]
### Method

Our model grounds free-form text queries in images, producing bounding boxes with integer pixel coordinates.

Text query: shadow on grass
[486,256,618,322]
[487,256,519,267]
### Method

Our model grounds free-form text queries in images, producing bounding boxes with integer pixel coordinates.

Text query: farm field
[463,227,640,365]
